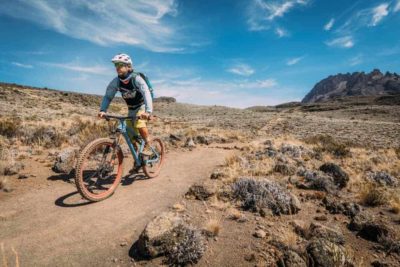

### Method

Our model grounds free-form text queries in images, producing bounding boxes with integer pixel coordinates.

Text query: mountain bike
[74,114,165,202]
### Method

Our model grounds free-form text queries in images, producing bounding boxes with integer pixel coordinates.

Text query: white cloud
[247,0,309,31]
[326,36,354,48]
[0,0,189,53]
[286,56,305,66]
[324,18,335,31]
[336,2,391,34]
[275,27,289,37]
[395,1,400,12]
[370,3,389,26]
[227,64,255,76]
[349,54,363,66]
[42,62,111,75]
[11,62,33,69]
[154,77,280,107]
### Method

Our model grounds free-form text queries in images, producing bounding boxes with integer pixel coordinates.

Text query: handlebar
[101,114,157,121]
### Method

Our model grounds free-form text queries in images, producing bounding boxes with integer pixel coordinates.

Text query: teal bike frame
[105,114,161,168]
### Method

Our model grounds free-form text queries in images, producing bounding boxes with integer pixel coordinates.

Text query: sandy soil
[0,147,233,266]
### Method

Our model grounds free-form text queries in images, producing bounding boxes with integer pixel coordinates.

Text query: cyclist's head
[111,53,133,77]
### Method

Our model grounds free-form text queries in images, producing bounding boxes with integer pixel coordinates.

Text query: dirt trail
[0,147,232,266]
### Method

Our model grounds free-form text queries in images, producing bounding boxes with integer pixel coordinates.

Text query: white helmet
[111,53,132,65]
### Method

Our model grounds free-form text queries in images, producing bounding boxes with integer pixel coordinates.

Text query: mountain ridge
[302,69,400,103]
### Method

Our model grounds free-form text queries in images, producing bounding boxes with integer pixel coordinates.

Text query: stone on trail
[52,147,77,174]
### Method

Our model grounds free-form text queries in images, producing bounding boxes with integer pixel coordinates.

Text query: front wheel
[142,138,165,178]
[75,138,124,202]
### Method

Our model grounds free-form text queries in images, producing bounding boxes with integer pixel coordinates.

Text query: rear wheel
[75,138,124,202]
[142,138,165,178]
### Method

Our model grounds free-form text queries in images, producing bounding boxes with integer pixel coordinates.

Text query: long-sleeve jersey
[100,73,153,113]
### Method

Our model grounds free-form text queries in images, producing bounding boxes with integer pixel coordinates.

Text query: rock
[278,250,307,267]
[314,215,328,221]
[195,135,212,145]
[4,162,24,175]
[323,196,361,217]
[184,137,196,148]
[137,212,183,258]
[52,148,77,173]
[274,163,296,175]
[232,177,301,215]
[371,260,390,267]
[296,170,337,193]
[291,220,307,238]
[319,163,349,189]
[254,230,267,238]
[306,238,349,267]
[17,174,28,179]
[348,211,395,243]
[366,171,398,187]
[169,134,182,141]
[210,170,225,180]
[308,223,345,245]
[186,184,214,200]
[302,69,400,103]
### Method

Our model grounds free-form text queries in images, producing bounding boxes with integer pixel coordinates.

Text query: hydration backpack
[133,72,154,99]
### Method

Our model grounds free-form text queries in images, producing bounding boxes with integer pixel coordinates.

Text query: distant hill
[302,69,400,103]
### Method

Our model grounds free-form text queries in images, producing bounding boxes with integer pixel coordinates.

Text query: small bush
[232,177,300,215]
[24,126,66,148]
[359,183,389,207]
[203,219,221,237]
[67,118,109,145]
[165,225,205,266]
[305,134,350,158]
[0,116,21,138]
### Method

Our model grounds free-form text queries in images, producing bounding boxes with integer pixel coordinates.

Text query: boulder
[323,196,361,217]
[184,137,196,148]
[319,163,349,188]
[306,238,349,267]
[296,170,337,193]
[52,148,77,173]
[278,250,307,267]
[348,211,395,243]
[308,223,345,245]
[137,212,183,258]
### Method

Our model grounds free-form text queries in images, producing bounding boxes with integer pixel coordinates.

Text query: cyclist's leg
[134,105,152,145]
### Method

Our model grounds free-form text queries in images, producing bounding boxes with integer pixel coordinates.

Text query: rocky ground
[0,82,399,266]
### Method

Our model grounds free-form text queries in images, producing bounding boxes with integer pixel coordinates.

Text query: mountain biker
[98,53,153,153]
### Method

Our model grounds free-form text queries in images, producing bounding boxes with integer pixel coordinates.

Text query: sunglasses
[114,62,127,68]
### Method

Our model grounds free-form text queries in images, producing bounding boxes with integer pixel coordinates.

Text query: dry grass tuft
[0,116,21,138]
[203,218,221,237]
[305,134,350,158]
[389,195,400,214]
[227,207,242,220]
[359,183,389,207]
[395,147,400,160]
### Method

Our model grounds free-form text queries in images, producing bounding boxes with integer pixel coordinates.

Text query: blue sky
[0,0,399,108]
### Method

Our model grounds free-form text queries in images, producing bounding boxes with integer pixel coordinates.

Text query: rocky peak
[302,69,400,103]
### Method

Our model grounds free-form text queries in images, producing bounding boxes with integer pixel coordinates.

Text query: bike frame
[113,118,160,168]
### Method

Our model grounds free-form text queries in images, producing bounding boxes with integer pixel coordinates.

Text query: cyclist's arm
[134,75,153,113]
[100,78,119,112]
